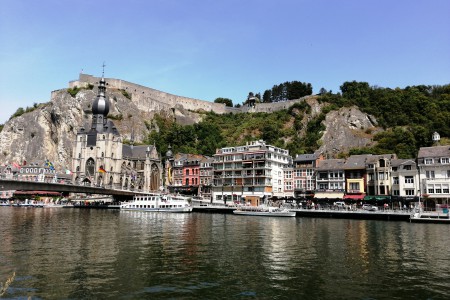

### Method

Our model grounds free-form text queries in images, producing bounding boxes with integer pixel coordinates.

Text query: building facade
[71,75,162,192]
[417,145,450,209]
[212,140,292,204]
[293,152,323,199]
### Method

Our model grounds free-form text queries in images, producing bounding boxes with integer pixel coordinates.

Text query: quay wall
[292,209,411,221]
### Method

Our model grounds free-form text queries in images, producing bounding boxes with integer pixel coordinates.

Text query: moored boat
[120,194,192,212]
[233,206,296,217]
[410,211,450,223]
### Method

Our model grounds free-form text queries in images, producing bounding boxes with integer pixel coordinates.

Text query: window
[350,182,360,191]
[426,171,435,179]
[393,190,399,196]
[425,158,433,165]
[441,158,449,164]
[404,165,412,170]
[186,170,189,176]
[405,176,414,184]
[378,172,385,180]
[319,183,328,190]
[435,185,442,194]
[405,189,415,196]
[393,177,399,184]
[428,187,435,194]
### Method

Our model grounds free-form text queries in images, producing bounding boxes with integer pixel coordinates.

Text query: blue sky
[0,0,449,124]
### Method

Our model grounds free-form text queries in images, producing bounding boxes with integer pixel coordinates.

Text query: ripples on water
[0,207,449,299]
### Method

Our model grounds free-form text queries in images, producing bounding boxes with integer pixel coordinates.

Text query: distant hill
[0,75,448,170]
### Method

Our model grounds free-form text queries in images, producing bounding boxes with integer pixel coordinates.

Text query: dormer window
[441,158,449,164]
[425,158,433,165]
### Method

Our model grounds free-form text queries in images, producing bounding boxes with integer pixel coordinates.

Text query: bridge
[0,179,142,201]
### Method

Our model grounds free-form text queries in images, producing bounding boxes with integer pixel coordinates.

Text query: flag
[98,167,106,173]
[12,162,21,169]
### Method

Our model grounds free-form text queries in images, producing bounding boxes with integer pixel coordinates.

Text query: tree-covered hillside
[145,81,450,159]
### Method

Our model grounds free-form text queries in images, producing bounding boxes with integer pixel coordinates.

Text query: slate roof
[343,154,371,169]
[316,159,346,170]
[418,145,450,158]
[294,153,318,162]
[122,145,156,159]
[391,159,416,168]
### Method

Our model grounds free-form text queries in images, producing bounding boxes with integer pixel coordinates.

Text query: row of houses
[166,139,450,209]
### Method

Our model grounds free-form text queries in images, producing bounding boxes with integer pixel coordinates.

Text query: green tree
[214,97,233,107]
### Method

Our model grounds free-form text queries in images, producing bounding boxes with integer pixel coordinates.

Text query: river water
[0,207,449,299]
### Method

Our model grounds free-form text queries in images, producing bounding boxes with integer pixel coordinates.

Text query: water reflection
[0,208,449,299]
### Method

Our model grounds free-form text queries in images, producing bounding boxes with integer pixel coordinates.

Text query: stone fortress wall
[68,74,308,115]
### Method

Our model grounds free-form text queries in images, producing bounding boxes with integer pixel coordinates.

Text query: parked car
[362,204,378,211]
[335,201,347,209]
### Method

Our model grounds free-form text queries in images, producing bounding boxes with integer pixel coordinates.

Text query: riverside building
[71,74,162,192]
[417,144,450,209]
[211,140,292,205]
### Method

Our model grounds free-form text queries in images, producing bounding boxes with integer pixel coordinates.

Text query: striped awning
[363,195,391,201]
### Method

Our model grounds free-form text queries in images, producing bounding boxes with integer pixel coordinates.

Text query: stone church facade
[71,75,162,192]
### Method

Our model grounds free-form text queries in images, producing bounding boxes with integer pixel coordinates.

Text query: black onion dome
[92,77,110,116]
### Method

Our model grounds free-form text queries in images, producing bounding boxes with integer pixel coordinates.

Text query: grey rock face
[0,81,380,170]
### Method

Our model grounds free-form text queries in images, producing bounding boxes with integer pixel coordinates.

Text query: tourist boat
[120,194,193,212]
[410,211,450,223]
[233,206,296,217]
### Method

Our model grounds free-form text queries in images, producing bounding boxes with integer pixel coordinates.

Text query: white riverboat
[233,206,296,217]
[410,211,450,223]
[120,194,193,213]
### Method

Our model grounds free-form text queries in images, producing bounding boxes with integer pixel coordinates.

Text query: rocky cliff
[0,78,381,169]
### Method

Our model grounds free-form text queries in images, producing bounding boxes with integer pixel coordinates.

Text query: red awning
[343,194,365,200]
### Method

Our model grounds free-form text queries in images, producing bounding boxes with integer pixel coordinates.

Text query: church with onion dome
[71,70,163,192]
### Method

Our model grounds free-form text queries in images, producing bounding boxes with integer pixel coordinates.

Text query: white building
[417,145,450,208]
[212,140,292,205]
[391,159,420,200]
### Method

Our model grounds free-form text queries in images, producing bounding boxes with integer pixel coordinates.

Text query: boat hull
[233,210,296,217]
[121,207,193,213]
[410,212,450,223]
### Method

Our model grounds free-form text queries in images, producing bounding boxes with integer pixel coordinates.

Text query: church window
[101,152,104,157]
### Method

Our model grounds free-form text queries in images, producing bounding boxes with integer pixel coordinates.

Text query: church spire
[91,63,110,132]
